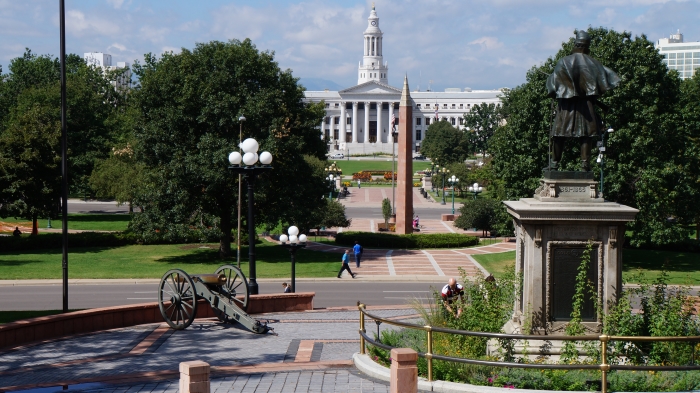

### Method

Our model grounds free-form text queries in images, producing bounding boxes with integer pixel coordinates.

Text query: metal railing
[358,303,700,393]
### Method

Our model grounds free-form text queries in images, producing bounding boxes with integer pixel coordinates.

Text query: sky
[1,0,698,91]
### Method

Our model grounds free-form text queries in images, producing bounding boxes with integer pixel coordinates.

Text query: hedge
[335,231,478,249]
[0,232,139,252]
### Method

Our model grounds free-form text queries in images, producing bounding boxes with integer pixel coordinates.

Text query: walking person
[357,179,361,189]
[337,250,357,278]
[353,240,363,268]
[282,282,292,293]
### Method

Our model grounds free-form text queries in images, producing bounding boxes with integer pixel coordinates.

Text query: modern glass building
[656,31,700,80]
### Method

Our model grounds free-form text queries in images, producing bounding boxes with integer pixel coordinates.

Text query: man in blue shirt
[337,250,357,278]
[353,240,363,268]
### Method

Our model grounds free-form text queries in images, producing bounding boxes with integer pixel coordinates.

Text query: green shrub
[0,232,138,251]
[335,231,478,249]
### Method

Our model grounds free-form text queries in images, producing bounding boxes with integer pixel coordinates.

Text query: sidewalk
[0,306,426,393]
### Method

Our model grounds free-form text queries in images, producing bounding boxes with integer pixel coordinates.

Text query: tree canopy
[463,102,502,157]
[130,39,329,255]
[420,120,467,165]
[489,27,698,246]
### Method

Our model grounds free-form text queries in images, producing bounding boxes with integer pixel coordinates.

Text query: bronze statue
[546,31,620,171]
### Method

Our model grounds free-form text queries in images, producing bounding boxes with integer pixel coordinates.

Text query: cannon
[157,264,270,334]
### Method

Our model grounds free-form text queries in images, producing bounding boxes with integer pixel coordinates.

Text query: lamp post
[325,162,342,199]
[279,226,307,293]
[440,167,449,205]
[228,138,273,295]
[448,175,459,214]
[596,127,614,199]
[468,182,483,199]
[391,127,398,214]
[236,115,245,268]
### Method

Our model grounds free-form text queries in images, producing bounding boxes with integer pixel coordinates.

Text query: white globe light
[299,234,307,243]
[288,226,299,236]
[240,138,259,154]
[228,151,242,165]
[279,234,288,243]
[242,152,257,166]
[289,235,298,244]
[259,151,273,165]
[473,183,479,189]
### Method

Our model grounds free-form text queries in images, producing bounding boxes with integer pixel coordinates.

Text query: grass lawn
[0,310,82,324]
[1,214,131,232]
[0,240,339,279]
[622,248,700,285]
[331,160,432,174]
[472,249,700,285]
[471,251,515,279]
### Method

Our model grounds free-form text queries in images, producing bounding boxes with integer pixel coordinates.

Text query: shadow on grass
[622,249,699,273]
[155,245,335,265]
[63,214,131,222]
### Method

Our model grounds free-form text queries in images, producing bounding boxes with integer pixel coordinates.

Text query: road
[0,281,445,311]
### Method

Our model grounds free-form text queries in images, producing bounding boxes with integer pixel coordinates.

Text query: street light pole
[468,182,483,200]
[449,175,459,215]
[60,0,69,313]
[391,127,397,214]
[440,168,449,205]
[236,115,245,268]
[279,226,307,293]
[229,139,273,295]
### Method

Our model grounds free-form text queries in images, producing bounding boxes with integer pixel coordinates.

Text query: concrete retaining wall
[0,292,314,350]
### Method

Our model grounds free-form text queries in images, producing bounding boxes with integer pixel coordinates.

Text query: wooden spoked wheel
[214,264,249,314]
[158,269,198,330]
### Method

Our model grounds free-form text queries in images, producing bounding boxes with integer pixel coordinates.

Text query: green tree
[319,199,351,229]
[0,85,61,230]
[381,197,391,228]
[89,143,145,213]
[130,39,327,256]
[454,198,500,236]
[678,72,700,240]
[489,27,695,246]
[463,102,502,157]
[420,120,467,165]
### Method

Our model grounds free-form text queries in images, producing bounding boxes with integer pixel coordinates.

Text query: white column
[352,102,358,143]
[329,114,335,143]
[388,102,395,142]
[364,101,371,145]
[377,101,383,144]
[320,118,324,140]
[340,102,346,142]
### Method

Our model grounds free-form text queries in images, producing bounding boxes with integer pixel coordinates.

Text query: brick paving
[0,308,424,393]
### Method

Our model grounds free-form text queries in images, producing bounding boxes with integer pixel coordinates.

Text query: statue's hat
[575,30,591,46]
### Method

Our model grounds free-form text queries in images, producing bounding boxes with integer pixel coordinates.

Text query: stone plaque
[557,185,590,197]
[551,247,597,321]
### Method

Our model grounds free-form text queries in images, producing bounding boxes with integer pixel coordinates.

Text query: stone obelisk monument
[395,76,413,234]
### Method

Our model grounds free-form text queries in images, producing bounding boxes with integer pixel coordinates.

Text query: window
[669,53,676,59]
[695,52,700,58]
[459,104,464,109]
[468,104,471,107]
[416,130,422,140]
[347,117,352,125]
[416,118,422,125]
[459,118,464,125]
[416,104,421,108]
[335,116,340,124]
[443,104,447,109]
[451,118,456,125]
[334,129,339,140]
[325,103,330,108]
[451,104,456,109]
[426,118,431,125]
[325,117,330,124]
[334,103,339,107]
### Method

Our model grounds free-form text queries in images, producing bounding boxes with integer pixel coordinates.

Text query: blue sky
[1,0,698,91]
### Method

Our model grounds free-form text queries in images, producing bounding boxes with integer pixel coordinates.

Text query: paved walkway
[0,307,428,393]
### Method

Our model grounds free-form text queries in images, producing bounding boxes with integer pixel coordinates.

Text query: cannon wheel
[214,265,249,318]
[158,269,198,330]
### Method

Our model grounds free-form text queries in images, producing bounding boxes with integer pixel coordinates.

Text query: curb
[352,353,591,393]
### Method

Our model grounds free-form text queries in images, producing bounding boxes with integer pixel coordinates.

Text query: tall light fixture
[60,0,69,313]
[236,115,245,268]
[279,226,307,293]
[229,138,273,295]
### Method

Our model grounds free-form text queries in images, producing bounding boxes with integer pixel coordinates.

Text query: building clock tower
[357,4,388,85]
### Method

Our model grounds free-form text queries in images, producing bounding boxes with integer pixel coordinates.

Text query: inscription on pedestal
[555,226,597,240]
[551,247,597,321]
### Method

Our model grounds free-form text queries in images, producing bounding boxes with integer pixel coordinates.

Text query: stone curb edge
[352,353,592,393]
[0,276,451,286]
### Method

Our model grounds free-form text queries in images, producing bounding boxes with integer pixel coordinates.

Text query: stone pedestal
[504,171,638,334]
[390,348,418,393]
[422,176,432,191]
[180,361,210,393]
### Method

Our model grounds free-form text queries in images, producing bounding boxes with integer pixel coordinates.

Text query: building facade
[303,6,503,155]
[656,30,700,80]
[84,52,132,90]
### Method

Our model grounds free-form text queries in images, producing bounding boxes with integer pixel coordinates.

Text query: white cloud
[140,26,170,44]
[106,0,125,9]
[161,46,181,55]
[597,8,617,24]
[468,37,503,50]
[107,43,127,52]
[66,10,120,36]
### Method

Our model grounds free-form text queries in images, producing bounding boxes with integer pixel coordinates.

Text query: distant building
[656,30,700,80]
[83,52,131,90]
[303,6,503,155]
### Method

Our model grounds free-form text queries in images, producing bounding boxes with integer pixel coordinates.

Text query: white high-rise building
[83,52,131,90]
[656,30,700,79]
[303,5,503,155]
